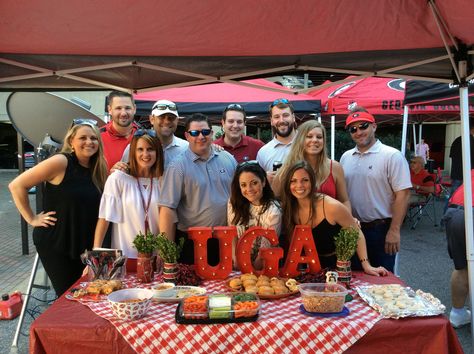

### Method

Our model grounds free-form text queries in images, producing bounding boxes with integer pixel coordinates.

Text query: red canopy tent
[308,76,473,125]
[133,79,320,125]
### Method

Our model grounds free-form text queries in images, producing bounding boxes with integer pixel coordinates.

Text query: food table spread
[30,272,463,354]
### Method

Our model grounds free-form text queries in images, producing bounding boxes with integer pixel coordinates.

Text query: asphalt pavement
[0,169,471,353]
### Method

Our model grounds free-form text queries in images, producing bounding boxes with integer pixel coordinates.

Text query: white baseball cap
[151,100,179,117]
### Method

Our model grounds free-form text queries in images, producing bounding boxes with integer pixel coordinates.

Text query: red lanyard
[136,177,153,233]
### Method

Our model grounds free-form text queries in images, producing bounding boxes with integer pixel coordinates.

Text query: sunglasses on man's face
[153,103,177,111]
[347,122,370,134]
[271,98,290,107]
[72,118,98,127]
[187,129,212,137]
[134,129,157,137]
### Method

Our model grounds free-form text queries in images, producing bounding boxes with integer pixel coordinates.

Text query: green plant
[133,231,160,255]
[334,226,359,261]
[155,233,184,263]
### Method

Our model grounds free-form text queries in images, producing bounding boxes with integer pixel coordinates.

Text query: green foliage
[334,227,359,261]
[132,231,160,255]
[155,233,184,263]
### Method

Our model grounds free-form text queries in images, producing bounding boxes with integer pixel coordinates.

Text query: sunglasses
[224,103,244,112]
[347,122,370,134]
[271,98,290,107]
[187,129,212,137]
[134,129,157,137]
[72,118,98,127]
[237,160,259,169]
[152,103,177,111]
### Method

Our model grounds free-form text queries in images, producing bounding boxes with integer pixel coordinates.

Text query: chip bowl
[108,288,153,320]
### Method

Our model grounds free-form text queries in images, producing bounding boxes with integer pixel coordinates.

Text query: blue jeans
[356,223,395,272]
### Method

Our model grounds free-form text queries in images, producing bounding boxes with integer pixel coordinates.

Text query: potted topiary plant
[133,231,160,283]
[334,226,359,288]
[155,233,184,283]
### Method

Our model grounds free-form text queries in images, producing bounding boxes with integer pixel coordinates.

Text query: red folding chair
[406,173,438,230]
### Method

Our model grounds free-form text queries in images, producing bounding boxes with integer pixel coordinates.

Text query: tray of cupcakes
[227,273,299,299]
[175,292,260,324]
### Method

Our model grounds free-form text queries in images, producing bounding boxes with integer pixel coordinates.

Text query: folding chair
[406,173,439,230]
[436,167,452,200]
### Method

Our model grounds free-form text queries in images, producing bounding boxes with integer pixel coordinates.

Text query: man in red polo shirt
[444,169,474,328]
[100,91,138,171]
[214,104,264,163]
[409,155,435,203]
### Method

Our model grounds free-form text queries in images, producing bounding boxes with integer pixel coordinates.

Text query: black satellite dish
[6,92,105,146]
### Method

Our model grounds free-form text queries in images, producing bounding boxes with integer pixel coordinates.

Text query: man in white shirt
[340,110,411,272]
[119,100,188,169]
[257,98,297,182]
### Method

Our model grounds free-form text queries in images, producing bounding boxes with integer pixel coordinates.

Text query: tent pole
[412,124,417,156]
[401,106,409,156]
[419,124,423,147]
[457,66,474,346]
[331,115,335,160]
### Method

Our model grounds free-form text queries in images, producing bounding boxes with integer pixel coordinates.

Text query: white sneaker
[449,308,471,328]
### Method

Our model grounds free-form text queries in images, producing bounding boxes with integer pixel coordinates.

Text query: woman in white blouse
[93,130,164,271]
[228,161,282,270]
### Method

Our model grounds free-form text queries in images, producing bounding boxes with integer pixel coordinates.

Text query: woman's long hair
[280,160,319,244]
[229,162,276,226]
[277,120,330,189]
[61,123,108,192]
[129,134,164,178]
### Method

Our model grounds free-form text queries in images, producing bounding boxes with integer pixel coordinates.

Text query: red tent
[308,77,473,124]
[133,79,320,123]
[0,1,473,91]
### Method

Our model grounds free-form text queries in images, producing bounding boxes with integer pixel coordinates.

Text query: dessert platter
[226,273,299,299]
[356,284,445,318]
[175,292,260,324]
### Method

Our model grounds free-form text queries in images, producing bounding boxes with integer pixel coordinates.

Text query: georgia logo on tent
[328,82,355,98]
[387,79,405,92]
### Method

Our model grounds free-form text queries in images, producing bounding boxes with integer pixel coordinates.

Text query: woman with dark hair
[93,130,164,269]
[272,120,350,210]
[280,160,386,276]
[9,120,108,296]
[228,161,282,269]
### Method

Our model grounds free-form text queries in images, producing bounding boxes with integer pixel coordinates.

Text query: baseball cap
[345,111,375,128]
[151,100,179,117]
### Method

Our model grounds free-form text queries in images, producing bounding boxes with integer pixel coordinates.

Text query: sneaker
[449,308,471,328]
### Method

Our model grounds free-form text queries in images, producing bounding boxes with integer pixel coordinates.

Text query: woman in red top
[271,120,351,210]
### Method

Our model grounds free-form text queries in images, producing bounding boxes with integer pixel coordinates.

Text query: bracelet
[359,258,369,263]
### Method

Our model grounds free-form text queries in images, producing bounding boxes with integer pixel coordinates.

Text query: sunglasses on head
[187,129,212,137]
[134,129,157,137]
[347,121,370,134]
[72,118,98,127]
[152,103,177,111]
[271,98,290,107]
[224,103,244,112]
[237,160,259,169]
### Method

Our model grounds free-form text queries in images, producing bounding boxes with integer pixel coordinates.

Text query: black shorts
[444,208,468,270]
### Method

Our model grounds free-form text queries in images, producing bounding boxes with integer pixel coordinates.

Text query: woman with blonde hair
[9,120,108,295]
[280,160,386,276]
[272,120,351,210]
[93,129,164,271]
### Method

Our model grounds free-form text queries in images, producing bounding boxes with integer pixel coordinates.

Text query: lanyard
[136,177,153,233]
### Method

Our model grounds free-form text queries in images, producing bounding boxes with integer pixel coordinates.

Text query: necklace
[136,177,153,233]
[297,204,313,227]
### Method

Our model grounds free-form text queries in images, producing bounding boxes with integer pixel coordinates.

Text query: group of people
[10,92,418,297]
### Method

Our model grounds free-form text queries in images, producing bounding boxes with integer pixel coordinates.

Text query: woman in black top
[279,161,386,276]
[9,121,108,296]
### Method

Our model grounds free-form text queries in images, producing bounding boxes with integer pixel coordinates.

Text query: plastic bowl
[108,288,153,320]
[297,283,347,313]
[152,282,176,298]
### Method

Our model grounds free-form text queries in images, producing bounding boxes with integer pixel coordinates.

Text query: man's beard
[274,122,295,138]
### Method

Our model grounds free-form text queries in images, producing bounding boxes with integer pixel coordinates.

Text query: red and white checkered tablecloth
[80,275,383,354]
